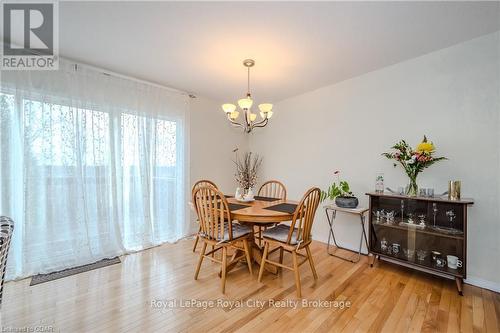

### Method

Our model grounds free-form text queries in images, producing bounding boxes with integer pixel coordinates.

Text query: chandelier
[221,59,273,133]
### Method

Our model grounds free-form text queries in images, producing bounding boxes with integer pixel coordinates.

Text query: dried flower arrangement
[233,150,262,190]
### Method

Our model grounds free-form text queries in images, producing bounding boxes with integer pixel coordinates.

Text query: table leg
[326,208,368,263]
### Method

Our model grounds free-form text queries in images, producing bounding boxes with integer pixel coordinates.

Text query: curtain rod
[70,59,196,98]
[1,40,197,98]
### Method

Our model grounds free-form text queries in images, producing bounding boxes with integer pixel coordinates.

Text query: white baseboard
[465,276,500,293]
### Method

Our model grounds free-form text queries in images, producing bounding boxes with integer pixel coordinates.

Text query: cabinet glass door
[370,196,464,277]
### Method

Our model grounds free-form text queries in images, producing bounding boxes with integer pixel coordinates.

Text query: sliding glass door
[0,63,189,280]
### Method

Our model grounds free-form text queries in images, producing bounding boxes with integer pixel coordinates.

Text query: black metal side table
[324,204,369,263]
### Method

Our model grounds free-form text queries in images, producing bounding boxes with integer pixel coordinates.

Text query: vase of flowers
[320,171,359,208]
[233,151,262,200]
[382,136,446,196]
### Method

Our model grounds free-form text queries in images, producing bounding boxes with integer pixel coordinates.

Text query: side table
[324,204,369,263]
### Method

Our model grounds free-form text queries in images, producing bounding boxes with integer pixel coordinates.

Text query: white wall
[189,95,248,231]
[249,32,500,291]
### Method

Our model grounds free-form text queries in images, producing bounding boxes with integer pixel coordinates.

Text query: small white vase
[235,187,243,200]
[244,187,254,200]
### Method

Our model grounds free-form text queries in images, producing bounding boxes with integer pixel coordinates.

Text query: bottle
[375,173,384,193]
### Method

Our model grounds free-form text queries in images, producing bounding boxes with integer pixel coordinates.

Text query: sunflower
[416,136,435,153]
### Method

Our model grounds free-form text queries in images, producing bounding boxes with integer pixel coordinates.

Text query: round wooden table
[225,196,298,274]
[227,197,296,223]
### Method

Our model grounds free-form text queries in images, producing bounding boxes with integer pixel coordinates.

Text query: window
[1,70,188,280]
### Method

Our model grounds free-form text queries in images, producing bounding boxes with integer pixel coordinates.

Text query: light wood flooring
[1,239,499,332]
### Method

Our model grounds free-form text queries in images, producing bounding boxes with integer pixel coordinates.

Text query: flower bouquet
[382,136,446,196]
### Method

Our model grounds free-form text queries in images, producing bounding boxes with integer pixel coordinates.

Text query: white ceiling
[54,2,500,102]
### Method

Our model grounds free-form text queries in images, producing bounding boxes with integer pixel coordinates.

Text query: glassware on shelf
[373,210,384,223]
[380,238,388,252]
[419,188,427,197]
[418,214,426,227]
[392,243,401,255]
[416,250,428,262]
[403,248,415,261]
[427,188,435,197]
[407,213,415,224]
[432,203,438,228]
[385,211,395,224]
[446,210,456,229]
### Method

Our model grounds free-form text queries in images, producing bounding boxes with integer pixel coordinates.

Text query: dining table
[224,195,298,274]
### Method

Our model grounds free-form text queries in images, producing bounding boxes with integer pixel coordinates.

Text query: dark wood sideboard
[366,192,473,295]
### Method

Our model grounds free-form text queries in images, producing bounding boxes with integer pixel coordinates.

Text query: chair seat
[224,222,252,241]
[201,222,252,242]
[262,224,299,245]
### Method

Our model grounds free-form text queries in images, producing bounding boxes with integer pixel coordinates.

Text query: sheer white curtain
[0,59,190,280]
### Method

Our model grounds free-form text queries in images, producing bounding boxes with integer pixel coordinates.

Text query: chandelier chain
[247,66,250,96]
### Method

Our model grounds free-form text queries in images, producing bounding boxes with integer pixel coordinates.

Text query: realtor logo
[1,1,59,70]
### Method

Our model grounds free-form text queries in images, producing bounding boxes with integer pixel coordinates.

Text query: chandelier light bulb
[222,103,236,113]
[229,111,240,120]
[258,103,273,113]
[238,97,253,110]
[249,113,257,122]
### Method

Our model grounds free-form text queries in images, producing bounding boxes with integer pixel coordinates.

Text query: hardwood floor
[1,239,498,332]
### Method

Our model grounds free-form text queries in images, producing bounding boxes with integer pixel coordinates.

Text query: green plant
[320,171,355,202]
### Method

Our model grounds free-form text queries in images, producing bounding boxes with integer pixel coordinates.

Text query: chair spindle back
[258,180,287,200]
[193,186,233,242]
[288,187,321,245]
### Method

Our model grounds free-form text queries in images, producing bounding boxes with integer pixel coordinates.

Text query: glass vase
[406,177,418,197]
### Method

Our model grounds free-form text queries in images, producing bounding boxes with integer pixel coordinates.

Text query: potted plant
[320,171,359,208]
[382,136,446,196]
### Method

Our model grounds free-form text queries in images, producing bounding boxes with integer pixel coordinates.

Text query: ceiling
[52,2,500,102]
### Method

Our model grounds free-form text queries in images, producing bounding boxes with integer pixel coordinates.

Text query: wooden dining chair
[257,187,321,298]
[258,180,287,200]
[255,180,287,246]
[193,186,253,293]
[191,180,218,252]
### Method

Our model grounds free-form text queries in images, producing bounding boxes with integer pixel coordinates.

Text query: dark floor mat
[30,257,121,286]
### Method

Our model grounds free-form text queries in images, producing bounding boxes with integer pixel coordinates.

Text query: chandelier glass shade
[221,59,273,133]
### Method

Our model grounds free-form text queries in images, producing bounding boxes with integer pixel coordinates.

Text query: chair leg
[221,246,228,293]
[258,242,270,283]
[243,239,253,275]
[194,242,207,280]
[305,245,318,280]
[279,248,284,273]
[292,250,302,298]
[192,234,200,252]
[211,245,215,258]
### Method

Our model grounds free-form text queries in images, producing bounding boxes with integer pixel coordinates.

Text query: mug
[435,257,447,268]
[431,251,441,262]
[446,255,463,269]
